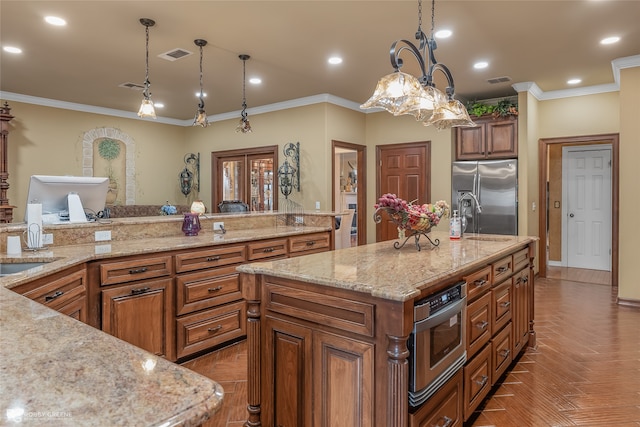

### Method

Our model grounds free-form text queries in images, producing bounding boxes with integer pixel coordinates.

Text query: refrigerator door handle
[477,174,481,200]
[473,173,478,198]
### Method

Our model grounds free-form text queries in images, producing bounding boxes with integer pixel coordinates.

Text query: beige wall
[618,67,640,301]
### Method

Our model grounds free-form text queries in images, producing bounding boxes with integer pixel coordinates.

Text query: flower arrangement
[160,201,177,215]
[375,193,450,232]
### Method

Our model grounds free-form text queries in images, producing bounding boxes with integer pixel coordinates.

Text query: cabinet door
[512,268,530,356]
[491,322,512,385]
[102,278,173,359]
[263,316,313,427]
[312,330,375,427]
[463,343,491,420]
[491,279,513,333]
[288,232,331,257]
[410,369,463,427]
[485,119,517,159]
[467,292,491,359]
[455,124,485,160]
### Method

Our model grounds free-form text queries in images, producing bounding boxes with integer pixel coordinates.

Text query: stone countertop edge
[0,286,224,426]
[237,231,538,302]
[0,225,330,290]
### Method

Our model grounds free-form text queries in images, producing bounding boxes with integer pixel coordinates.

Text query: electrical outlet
[315,201,320,210]
[213,222,225,232]
[95,230,112,242]
[95,244,112,254]
[42,234,53,245]
[295,216,304,224]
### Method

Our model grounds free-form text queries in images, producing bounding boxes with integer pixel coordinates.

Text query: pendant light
[193,39,210,127]
[236,54,252,133]
[137,18,156,119]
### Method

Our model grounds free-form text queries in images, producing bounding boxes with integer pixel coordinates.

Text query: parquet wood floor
[182,270,640,427]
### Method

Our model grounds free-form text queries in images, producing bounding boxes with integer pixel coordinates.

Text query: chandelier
[236,54,252,133]
[137,18,156,119]
[193,39,210,127]
[361,0,475,130]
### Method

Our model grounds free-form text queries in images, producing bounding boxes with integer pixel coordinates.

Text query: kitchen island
[238,231,537,426]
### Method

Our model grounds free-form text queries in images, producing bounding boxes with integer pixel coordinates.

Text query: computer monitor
[25,175,110,223]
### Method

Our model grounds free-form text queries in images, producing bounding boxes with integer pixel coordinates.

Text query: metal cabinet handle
[306,241,315,246]
[207,286,223,293]
[129,267,148,275]
[475,375,489,387]
[500,349,511,359]
[206,256,221,262]
[475,320,489,330]
[45,290,64,302]
[262,247,275,253]
[435,416,453,427]
[522,276,529,283]
[130,287,150,295]
[207,325,222,334]
[474,279,487,287]
[500,301,511,308]
[497,266,509,273]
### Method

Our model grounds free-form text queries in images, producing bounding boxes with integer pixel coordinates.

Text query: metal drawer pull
[500,349,511,359]
[474,279,487,287]
[207,325,222,334]
[206,256,221,262]
[500,301,511,308]
[497,266,509,273]
[306,241,315,246]
[522,276,529,283]
[475,321,489,330]
[45,291,64,302]
[262,247,274,253]
[435,416,453,427]
[207,286,223,293]
[475,375,488,387]
[129,267,148,275]
[130,287,150,295]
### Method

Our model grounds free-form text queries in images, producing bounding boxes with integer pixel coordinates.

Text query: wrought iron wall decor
[179,152,200,196]
[277,142,300,199]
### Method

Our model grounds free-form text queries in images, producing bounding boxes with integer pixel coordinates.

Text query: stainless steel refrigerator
[451,159,518,235]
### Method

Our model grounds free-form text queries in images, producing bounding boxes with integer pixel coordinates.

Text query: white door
[562,146,612,270]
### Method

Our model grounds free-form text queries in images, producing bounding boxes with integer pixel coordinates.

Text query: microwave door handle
[413,297,466,333]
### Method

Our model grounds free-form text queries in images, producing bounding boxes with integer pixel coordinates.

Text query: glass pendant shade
[138,97,156,118]
[360,72,425,115]
[399,85,447,121]
[424,99,476,130]
[193,107,209,127]
[236,118,252,133]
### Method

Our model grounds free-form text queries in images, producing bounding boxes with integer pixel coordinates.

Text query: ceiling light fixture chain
[361,0,475,130]
[137,18,156,119]
[192,39,210,127]
[236,54,252,133]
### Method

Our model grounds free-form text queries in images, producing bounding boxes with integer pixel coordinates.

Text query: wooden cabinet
[13,264,88,323]
[463,343,491,420]
[490,322,512,385]
[289,232,331,257]
[491,279,512,334]
[455,117,517,160]
[466,291,491,359]
[410,369,463,427]
[102,277,173,359]
[512,267,530,356]
[247,238,288,261]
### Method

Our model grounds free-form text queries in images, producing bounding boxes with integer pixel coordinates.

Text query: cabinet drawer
[176,266,242,315]
[466,292,491,359]
[491,255,513,285]
[100,255,172,286]
[176,300,246,359]
[464,266,491,302]
[18,268,86,312]
[175,244,246,273]
[247,238,288,261]
[491,279,512,333]
[491,323,512,385]
[463,344,491,421]
[512,247,529,273]
[410,369,462,427]
[288,232,330,255]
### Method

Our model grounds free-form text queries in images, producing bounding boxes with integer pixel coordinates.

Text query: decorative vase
[182,213,201,236]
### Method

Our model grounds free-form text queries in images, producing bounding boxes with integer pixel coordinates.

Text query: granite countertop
[0,286,223,426]
[0,224,328,426]
[238,231,537,301]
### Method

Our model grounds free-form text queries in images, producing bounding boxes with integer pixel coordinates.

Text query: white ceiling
[1,1,639,122]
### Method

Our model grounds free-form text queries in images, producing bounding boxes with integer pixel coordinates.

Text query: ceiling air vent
[487,76,512,84]
[158,48,193,61]
[119,82,145,90]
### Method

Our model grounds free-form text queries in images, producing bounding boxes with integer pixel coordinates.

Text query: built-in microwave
[408,281,467,408]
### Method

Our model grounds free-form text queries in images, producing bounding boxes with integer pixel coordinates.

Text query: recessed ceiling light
[44,16,67,26]
[154,103,164,108]
[249,77,262,85]
[3,46,22,54]
[195,92,207,97]
[434,29,452,39]
[567,78,582,85]
[328,56,343,65]
[473,61,489,70]
[600,36,620,45]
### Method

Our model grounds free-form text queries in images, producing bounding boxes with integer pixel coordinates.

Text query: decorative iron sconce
[179,153,200,197]
[277,142,300,199]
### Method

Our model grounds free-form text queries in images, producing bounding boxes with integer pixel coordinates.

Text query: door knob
[569,213,575,217]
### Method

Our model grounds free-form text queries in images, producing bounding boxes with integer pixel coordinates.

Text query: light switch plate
[95,230,112,241]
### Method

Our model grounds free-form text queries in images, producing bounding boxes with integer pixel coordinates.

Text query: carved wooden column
[0,102,15,223]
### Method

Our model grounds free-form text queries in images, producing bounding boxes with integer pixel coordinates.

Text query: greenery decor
[98,138,121,160]
[466,99,518,118]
